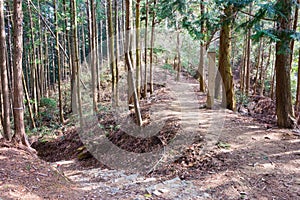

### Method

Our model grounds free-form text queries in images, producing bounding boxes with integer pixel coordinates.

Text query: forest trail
[55,66,300,199]
[0,65,299,200]
[59,66,229,199]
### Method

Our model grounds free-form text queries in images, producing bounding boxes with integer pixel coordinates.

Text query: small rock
[153,190,163,196]
[202,192,211,198]
[158,188,169,193]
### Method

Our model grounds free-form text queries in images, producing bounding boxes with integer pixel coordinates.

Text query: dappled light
[0,0,300,199]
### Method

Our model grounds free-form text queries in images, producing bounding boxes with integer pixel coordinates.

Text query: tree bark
[218,5,236,111]
[240,35,247,93]
[125,0,142,126]
[136,0,141,98]
[260,45,272,96]
[176,30,181,82]
[142,0,149,98]
[71,0,83,126]
[22,72,36,129]
[90,0,98,112]
[198,1,205,92]
[12,0,36,153]
[107,0,117,107]
[245,4,252,96]
[149,0,156,94]
[253,39,262,95]
[275,0,295,128]
[290,5,298,69]
[114,0,119,105]
[53,0,64,124]
[296,49,300,113]
[27,0,38,115]
[0,0,11,140]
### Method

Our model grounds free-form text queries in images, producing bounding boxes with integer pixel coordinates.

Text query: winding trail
[54,66,299,200]
[56,66,227,199]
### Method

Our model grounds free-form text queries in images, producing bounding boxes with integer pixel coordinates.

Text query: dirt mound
[249,95,276,116]
[32,83,181,169]
[0,145,83,199]
[237,95,277,125]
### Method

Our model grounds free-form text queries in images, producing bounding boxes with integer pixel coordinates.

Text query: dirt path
[57,67,229,199]
[57,66,300,199]
[1,65,299,199]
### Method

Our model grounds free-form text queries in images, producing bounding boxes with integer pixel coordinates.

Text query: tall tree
[295,49,300,113]
[114,0,119,105]
[149,0,156,94]
[0,0,11,140]
[125,0,142,126]
[107,0,117,107]
[27,0,38,115]
[53,0,64,123]
[274,0,295,128]
[136,0,141,98]
[218,4,236,110]
[142,0,149,98]
[12,0,35,152]
[71,0,83,126]
[245,3,252,96]
[90,0,98,112]
[198,0,205,92]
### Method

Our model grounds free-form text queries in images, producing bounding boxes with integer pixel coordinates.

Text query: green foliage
[235,91,249,106]
[217,141,231,149]
[38,97,58,123]
[251,28,279,42]
[291,32,300,41]
[161,63,175,74]
[40,97,57,110]
[98,105,110,112]
[153,47,167,55]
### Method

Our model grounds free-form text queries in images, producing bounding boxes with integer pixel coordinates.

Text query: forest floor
[0,65,300,200]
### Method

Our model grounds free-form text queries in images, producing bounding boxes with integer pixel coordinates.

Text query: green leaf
[291,32,300,41]
[217,142,231,149]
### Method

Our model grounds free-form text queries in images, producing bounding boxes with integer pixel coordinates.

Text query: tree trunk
[253,39,262,95]
[136,0,141,98]
[107,0,117,107]
[275,0,295,128]
[12,0,35,153]
[240,35,247,93]
[114,0,119,105]
[53,0,64,124]
[176,30,181,82]
[45,32,50,97]
[6,1,13,94]
[37,0,43,101]
[90,0,98,112]
[71,0,83,126]
[245,16,251,96]
[218,5,236,111]
[27,0,38,115]
[142,0,149,98]
[125,0,142,126]
[296,49,300,113]
[260,45,272,96]
[198,1,205,92]
[22,72,36,129]
[105,1,110,65]
[290,5,298,69]
[149,0,156,94]
[0,0,11,140]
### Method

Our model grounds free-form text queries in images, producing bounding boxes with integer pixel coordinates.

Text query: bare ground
[0,66,299,199]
